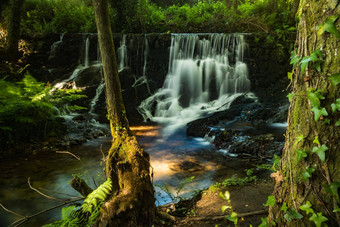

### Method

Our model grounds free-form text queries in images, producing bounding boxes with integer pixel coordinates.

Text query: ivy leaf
[258,217,269,227]
[300,201,314,215]
[265,195,276,207]
[330,181,340,203]
[333,207,340,213]
[313,136,320,146]
[336,119,340,127]
[311,107,328,122]
[290,51,301,67]
[302,167,315,182]
[306,90,324,108]
[296,150,307,162]
[317,15,340,39]
[221,205,231,213]
[329,74,340,86]
[312,61,323,73]
[300,50,324,74]
[284,209,303,222]
[331,99,340,113]
[227,212,238,224]
[281,202,288,213]
[294,134,305,145]
[312,144,329,162]
[287,93,294,102]
[309,212,328,227]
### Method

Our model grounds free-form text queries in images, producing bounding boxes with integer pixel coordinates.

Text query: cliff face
[25,33,292,123]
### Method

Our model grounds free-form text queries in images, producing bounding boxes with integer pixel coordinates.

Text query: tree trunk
[92,0,155,226]
[268,0,340,226]
[288,0,300,26]
[5,0,24,61]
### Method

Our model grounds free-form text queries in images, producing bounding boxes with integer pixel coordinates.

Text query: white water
[132,35,152,94]
[89,80,105,114]
[117,34,128,71]
[84,37,90,68]
[139,33,253,135]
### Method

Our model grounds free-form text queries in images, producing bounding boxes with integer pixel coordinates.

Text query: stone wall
[25,33,292,123]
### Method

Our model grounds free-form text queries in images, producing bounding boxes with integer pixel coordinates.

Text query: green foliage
[309,212,328,227]
[312,144,328,163]
[299,201,313,215]
[296,150,307,162]
[329,74,340,86]
[155,176,195,204]
[300,49,324,75]
[220,191,238,225]
[280,202,288,213]
[44,179,112,227]
[20,0,96,36]
[317,15,340,40]
[265,195,276,207]
[258,217,269,227]
[0,73,86,148]
[284,208,303,222]
[301,166,315,182]
[331,99,340,113]
[307,89,329,122]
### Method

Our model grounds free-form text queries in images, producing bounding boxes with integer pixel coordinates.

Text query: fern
[43,179,112,227]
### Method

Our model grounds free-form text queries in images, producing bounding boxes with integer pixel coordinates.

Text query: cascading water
[84,37,90,68]
[139,33,253,135]
[132,35,152,94]
[117,34,128,71]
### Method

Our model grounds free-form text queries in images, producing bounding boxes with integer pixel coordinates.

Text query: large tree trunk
[92,0,155,226]
[5,0,24,61]
[268,0,340,226]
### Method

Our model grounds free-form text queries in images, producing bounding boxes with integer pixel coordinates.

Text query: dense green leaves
[309,212,328,227]
[296,150,307,162]
[301,166,315,182]
[312,144,329,162]
[317,15,340,40]
[265,195,276,207]
[311,107,328,121]
[300,50,324,75]
[329,74,340,86]
[284,209,303,222]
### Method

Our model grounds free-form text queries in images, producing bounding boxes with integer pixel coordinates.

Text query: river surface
[0,123,257,226]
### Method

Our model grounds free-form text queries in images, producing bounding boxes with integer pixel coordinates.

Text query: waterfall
[139,33,253,135]
[89,80,105,114]
[84,37,90,68]
[117,34,128,71]
[132,35,152,94]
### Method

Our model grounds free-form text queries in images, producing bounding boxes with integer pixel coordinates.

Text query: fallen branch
[0,202,25,218]
[10,198,84,227]
[28,177,64,202]
[70,175,93,197]
[56,151,80,160]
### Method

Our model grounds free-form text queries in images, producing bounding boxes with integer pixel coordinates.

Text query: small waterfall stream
[139,33,253,135]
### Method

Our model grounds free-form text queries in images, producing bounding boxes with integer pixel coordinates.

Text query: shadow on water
[0,123,259,226]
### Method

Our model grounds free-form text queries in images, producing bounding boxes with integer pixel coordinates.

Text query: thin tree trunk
[268,0,340,226]
[92,0,155,226]
[5,0,24,61]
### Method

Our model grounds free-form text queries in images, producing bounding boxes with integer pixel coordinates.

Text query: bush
[0,73,86,150]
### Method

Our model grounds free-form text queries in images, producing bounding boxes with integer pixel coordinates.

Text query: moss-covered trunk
[5,0,24,61]
[92,0,155,226]
[268,0,340,226]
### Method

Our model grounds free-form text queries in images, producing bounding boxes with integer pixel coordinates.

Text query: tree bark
[92,0,155,226]
[5,0,24,61]
[289,0,301,26]
[268,0,340,226]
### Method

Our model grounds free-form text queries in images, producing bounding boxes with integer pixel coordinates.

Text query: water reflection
[0,124,251,226]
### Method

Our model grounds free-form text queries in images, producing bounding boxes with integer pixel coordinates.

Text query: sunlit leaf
[333,207,340,213]
[311,107,328,122]
[302,167,315,182]
[221,205,231,213]
[287,93,294,102]
[318,15,340,39]
[265,195,276,207]
[280,202,288,213]
[312,144,329,162]
[307,90,324,108]
[313,136,320,146]
[294,135,304,145]
[258,217,269,227]
[300,201,314,215]
[309,212,328,227]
